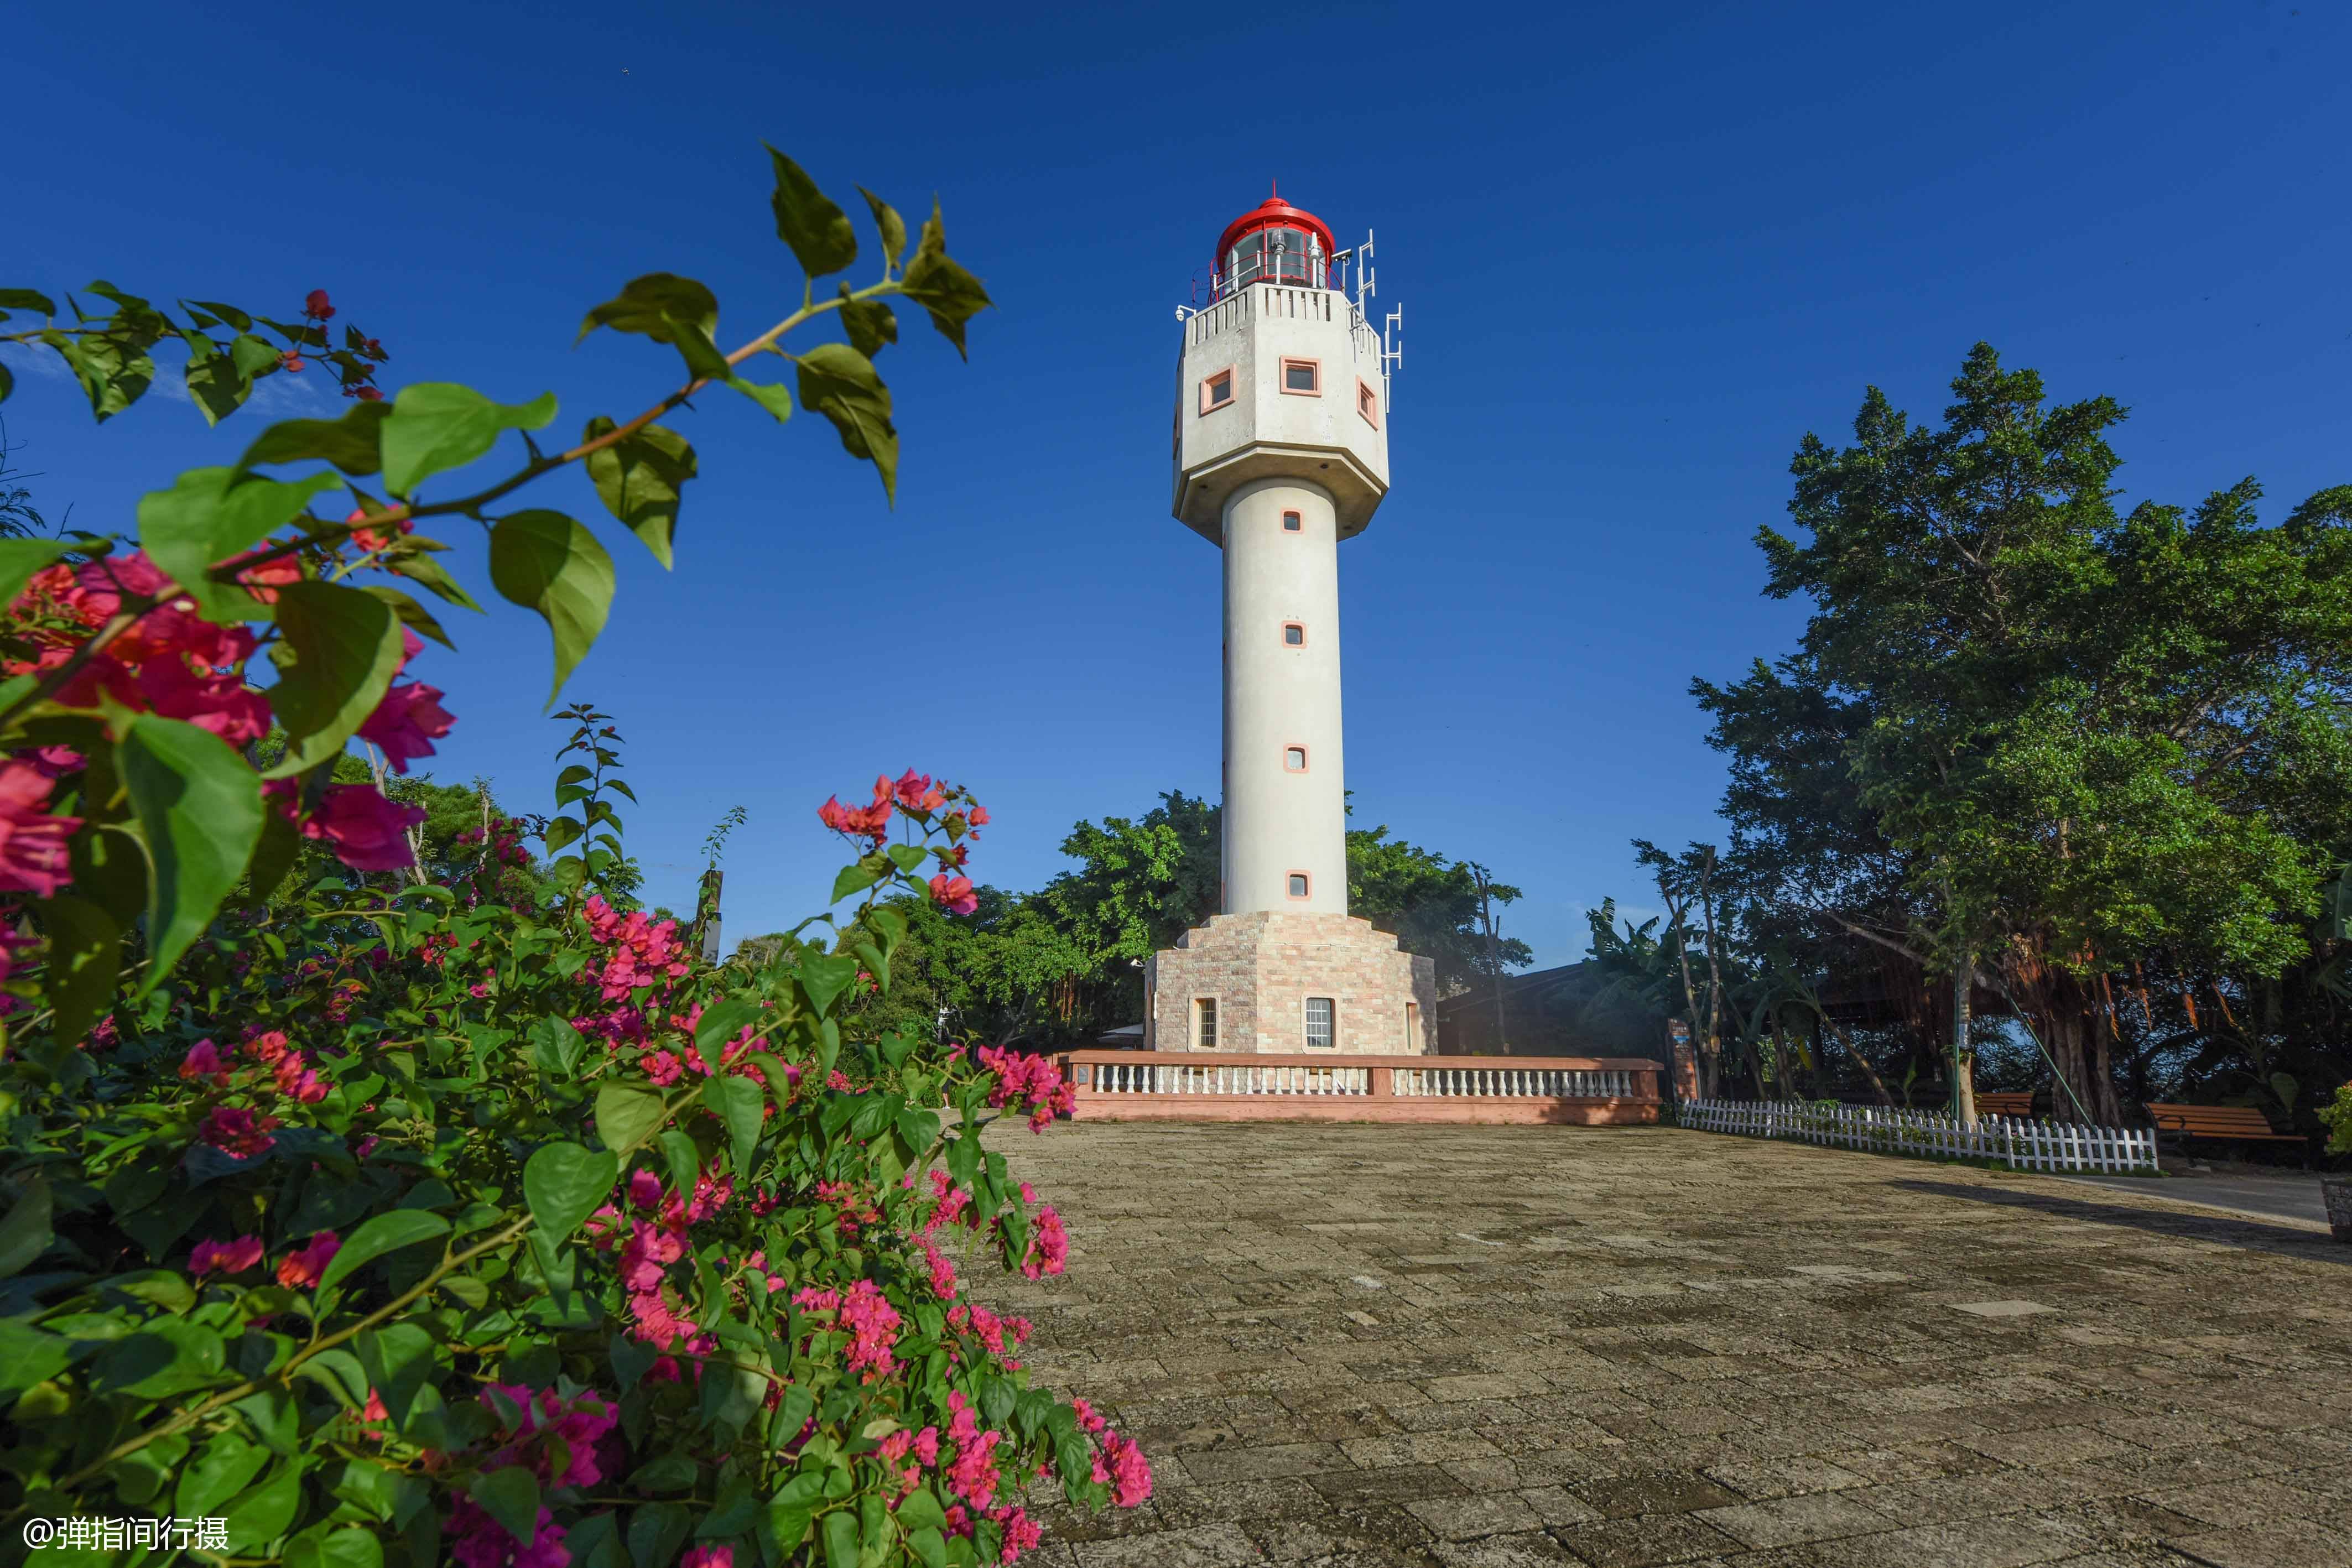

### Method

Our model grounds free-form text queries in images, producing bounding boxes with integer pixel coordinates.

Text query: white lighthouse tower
[1143,191,1437,1056]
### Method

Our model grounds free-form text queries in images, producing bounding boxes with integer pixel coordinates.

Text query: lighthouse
[1143,191,1438,1056]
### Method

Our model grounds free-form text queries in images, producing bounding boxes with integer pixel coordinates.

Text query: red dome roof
[1216,191,1336,263]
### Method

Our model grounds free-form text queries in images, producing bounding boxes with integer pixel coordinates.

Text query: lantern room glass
[1226,226,1327,291]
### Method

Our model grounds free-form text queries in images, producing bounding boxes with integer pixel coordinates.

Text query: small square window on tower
[1357,379,1380,428]
[1305,996,1335,1049]
[1282,510,1302,532]
[1195,997,1217,1050]
[1282,622,1305,647]
[1287,872,1311,899]
[1281,358,1320,395]
[1284,746,1308,772]
[1201,369,1235,414]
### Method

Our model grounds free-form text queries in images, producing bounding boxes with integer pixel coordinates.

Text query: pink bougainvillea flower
[276,1231,341,1288]
[817,793,893,842]
[303,784,425,871]
[891,769,946,812]
[928,873,977,916]
[358,681,455,774]
[178,1038,228,1085]
[304,289,335,319]
[190,1235,264,1276]
[679,1549,733,1568]
[1022,1205,1070,1280]
[0,759,82,897]
[242,1028,291,1065]
[627,1169,664,1212]
[199,1106,279,1160]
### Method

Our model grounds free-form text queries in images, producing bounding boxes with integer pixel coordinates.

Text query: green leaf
[231,331,283,379]
[264,580,405,778]
[529,1015,588,1079]
[0,288,56,314]
[858,189,908,273]
[386,550,484,613]
[222,1462,303,1543]
[894,1487,946,1533]
[693,998,761,1055]
[36,894,119,1047]
[183,348,252,426]
[575,273,719,346]
[898,199,995,360]
[522,1143,618,1243]
[0,537,69,607]
[363,584,456,650]
[628,1504,691,1568]
[488,510,614,707]
[0,360,11,403]
[119,715,266,992]
[727,377,793,424]
[701,1075,763,1174]
[582,418,695,570]
[830,856,887,903]
[238,403,392,476]
[318,1210,450,1292]
[823,1509,860,1568]
[379,382,556,498]
[0,1175,54,1278]
[885,844,929,874]
[765,147,858,279]
[470,1466,541,1549]
[175,1431,268,1521]
[795,342,897,503]
[188,298,251,330]
[836,285,898,360]
[657,1129,699,1200]
[287,1529,384,1568]
[797,951,860,1018]
[137,465,343,622]
[0,1319,72,1405]
[594,1081,668,1155]
[355,1323,438,1430]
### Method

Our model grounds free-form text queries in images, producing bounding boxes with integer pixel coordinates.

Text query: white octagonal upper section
[1173,284,1391,544]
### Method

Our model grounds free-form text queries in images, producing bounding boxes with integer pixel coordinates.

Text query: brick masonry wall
[1142,912,1438,1054]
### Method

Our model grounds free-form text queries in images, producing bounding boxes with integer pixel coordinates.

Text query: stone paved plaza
[986,1121,2352,1568]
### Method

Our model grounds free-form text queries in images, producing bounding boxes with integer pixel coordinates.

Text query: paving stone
[2160,1523,2352,1568]
[1808,1513,2093,1567]
[1692,1492,1895,1547]
[982,1121,2350,1564]
[1406,1492,1545,1541]
[1545,1513,1742,1567]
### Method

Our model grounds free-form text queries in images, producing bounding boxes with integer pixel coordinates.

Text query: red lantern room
[1213,188,1337,297]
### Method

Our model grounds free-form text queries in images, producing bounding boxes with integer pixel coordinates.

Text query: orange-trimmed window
[1195,997,1217,1050]
[1282,510,1302,532]
[1282,622,1304,647]
[1287,872,1311,899]
[1200,368,1235,414]
[1357,379,1380,428]
[1283,745,1308,773]
[1280,358,1320,395]
[1305,996,1335,1049]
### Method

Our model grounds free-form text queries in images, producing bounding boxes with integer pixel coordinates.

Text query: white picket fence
[1678,1097,2158,1175]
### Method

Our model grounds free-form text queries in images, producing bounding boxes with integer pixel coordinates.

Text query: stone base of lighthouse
[1142,913,1438,1055]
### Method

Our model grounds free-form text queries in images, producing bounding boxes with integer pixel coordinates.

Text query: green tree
[1704,345,2352,1122]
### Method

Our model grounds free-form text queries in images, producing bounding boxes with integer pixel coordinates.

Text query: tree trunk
[1951,956,1978,1126]
[1825,1014,1895,1107]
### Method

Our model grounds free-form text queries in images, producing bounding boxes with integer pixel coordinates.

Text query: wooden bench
[1973,1091,2034,1117]
[2143,1102,2302,1147]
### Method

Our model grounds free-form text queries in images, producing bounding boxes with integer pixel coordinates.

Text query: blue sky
[6,2,2346,971]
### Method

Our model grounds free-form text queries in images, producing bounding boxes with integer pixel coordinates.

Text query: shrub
[0,150,1140,1567]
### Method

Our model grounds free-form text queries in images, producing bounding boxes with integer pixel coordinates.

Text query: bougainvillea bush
[0,149,1144,1567]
